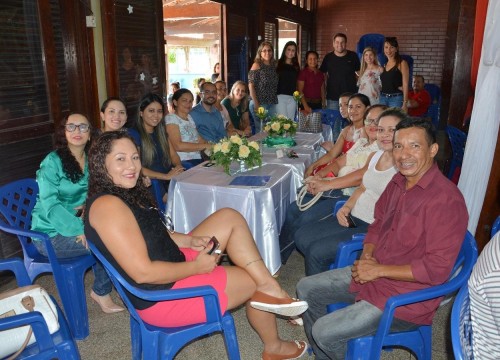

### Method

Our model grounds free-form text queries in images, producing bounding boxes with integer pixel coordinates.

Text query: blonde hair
[359,47,380,78]
[227,80,249,112]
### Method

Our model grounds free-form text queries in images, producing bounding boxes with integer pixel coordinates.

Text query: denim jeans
[379,94,403,108]
[295,214,369,276]
[279,190,347,264]
[249,101,275,134]
[275,94,297,120]
[326,99,339,111]
[297,267,418,359]
[34,234,112,296]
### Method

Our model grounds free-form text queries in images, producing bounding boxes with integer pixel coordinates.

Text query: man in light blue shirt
[190,82,227,143]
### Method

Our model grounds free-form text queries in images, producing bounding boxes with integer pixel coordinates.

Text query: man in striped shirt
[468,230,500,360]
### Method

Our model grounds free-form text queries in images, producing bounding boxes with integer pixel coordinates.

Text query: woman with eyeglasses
[85,131,310,360]
[295,107,403,276]
[248,41,279,133]
[31,113,124,313]
[279,104,385,264]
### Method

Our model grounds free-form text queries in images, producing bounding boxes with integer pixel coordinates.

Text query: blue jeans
[295,214,369,276]
[275,94,296,120]
[379,94,403,108]
[279,190,347,264]
[297,267,418,359]
[249,101,275,134]
[326,99,339,111]
[34,234,112,296]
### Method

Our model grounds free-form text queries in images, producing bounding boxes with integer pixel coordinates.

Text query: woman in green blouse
[31,113,124,313]
[221,81,252,137]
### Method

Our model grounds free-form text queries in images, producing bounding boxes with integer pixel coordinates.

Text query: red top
[298,67,325,99]
[408,90,432,117]
[349,163,468,325]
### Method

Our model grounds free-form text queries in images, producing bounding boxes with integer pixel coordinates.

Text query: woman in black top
[379,37,409,111]
[85,131,310,360]
[275,41,300,120]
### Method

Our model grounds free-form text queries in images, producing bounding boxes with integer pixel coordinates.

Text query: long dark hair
[277,41,300,72]
[87,131,153,207]
[384,37,402,66]
[135,93,171,169]
[55,113,93,183]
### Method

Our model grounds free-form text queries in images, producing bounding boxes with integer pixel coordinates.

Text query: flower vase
[239,160,247,173]
[294,103,300,123]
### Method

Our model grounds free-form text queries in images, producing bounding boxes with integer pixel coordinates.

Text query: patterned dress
[358,69,382,105]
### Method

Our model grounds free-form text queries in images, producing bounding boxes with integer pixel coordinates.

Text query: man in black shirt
[320,33,360,111]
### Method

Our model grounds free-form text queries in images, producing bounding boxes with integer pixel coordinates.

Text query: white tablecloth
[166,163,292,275]
[250,131,327,200]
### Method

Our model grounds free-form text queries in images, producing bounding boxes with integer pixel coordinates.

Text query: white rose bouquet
[211,135,262,175]
[263,114,298,137]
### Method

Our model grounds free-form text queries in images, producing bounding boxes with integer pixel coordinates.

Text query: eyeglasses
[65,123,90,133]
[364,118,378,126]
[150,207,174,234]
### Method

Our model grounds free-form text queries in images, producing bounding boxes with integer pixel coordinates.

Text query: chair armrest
[0,257,31,286]
[0,223,49,242]
[330,234,365,269]
[0,311,56,353]
[333,200,346,216]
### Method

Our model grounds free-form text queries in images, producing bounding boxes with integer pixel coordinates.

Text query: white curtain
[458,0,500,234]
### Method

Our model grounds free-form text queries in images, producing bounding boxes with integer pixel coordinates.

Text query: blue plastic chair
[313,109,344,142]
[356,34,386,66]
[327,231,478,360]
[423,84,441,128]
[451,285,473,360]
[0,179,96,340]
[87,241,241,360]
[150,179,166,213]
[401,54,414,87]
[0,258,80,359]
[446,126,467,180]
[491,215,500,237]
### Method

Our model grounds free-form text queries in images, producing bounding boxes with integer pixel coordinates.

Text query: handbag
[298,112,323,133]
[0,285,59,359]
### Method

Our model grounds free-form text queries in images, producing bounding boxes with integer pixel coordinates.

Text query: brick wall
[315,0,449,87]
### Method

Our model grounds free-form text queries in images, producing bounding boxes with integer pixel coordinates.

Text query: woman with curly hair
[248,41,279,133]
[128,93,184,197]
[31,113,124,313]
[85,131,310,360]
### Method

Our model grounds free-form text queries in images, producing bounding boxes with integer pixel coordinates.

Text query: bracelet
[246,258,263,267]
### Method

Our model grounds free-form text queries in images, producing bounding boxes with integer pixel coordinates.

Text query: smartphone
[346,214,357,228]
[207,236,220,255]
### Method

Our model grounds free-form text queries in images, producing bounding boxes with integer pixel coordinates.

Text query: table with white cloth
[166,163,293,275]
[249,128,331,201]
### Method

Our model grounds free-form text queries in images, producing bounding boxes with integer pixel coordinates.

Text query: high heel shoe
[262,340,308,360]
[90,290,125,314]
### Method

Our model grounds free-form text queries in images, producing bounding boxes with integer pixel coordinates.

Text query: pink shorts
[136,248,228,327]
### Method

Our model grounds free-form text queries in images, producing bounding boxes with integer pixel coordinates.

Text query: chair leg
[55,267,90,340]
[222,314,241,360]
[130,317,142,360]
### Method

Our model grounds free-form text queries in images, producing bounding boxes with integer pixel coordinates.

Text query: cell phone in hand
[207,236,220,255]
[346,213,357,228]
